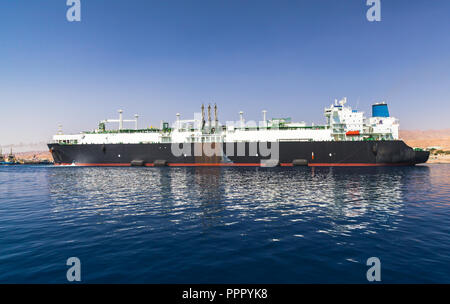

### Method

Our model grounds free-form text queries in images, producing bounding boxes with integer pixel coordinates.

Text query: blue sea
[0,164,449,283]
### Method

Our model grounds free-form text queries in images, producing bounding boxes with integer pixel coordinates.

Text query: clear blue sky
[1,0,449,146]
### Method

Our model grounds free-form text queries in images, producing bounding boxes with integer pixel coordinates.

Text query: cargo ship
[48,98,429,167]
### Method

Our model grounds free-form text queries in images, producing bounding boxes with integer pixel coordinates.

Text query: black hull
[48,140,429,167]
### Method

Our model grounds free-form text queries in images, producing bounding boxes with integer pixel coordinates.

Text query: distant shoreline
[426,154,450,164]
[400,129,450,151]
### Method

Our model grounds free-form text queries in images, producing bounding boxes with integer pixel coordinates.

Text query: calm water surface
[0,165,449,283]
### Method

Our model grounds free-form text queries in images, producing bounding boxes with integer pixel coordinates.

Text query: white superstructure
[52,98,399,145]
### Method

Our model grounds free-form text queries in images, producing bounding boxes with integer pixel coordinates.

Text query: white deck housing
[52,98,399,145]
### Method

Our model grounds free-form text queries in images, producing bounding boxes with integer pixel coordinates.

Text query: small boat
[1,148,17,165]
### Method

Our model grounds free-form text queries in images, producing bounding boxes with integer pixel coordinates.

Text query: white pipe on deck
[118,109,123,130]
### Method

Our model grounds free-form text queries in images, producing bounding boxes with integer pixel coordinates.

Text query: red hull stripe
[55,163,132,167]
[54,162,412,167]
[308,163,411,167]
[167,163,261,167]
[54,163,262,167]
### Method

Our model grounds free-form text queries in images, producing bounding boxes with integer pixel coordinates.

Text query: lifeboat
[346,130,360,136]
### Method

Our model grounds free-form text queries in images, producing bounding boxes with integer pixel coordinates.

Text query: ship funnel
[372,102,390,117]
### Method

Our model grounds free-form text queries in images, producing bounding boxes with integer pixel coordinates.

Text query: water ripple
[0,165,449,283]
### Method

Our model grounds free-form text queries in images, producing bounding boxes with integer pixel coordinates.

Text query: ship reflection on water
[47,166,430,237]
[41,165,450,283]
